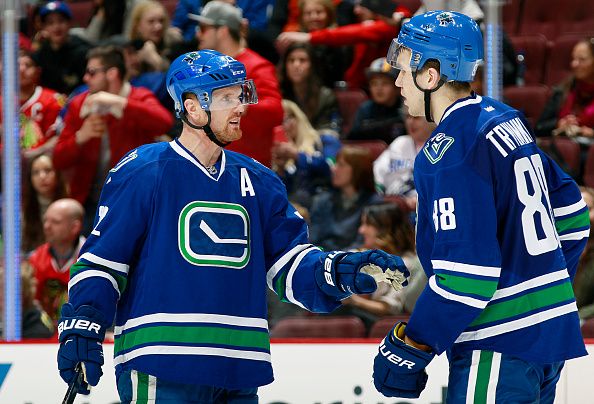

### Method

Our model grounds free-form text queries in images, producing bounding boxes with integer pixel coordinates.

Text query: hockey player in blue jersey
[55,49,409,403]
[372,11,590,402]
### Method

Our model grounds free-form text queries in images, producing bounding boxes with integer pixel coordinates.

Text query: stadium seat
[546,34,589,86]
[342,139,388,161]
[552,137,582,177]
[368,315,410,339]
[66,0,95,29]
[503,85,550,128]
[501,0,523,35]
[559,0,594,36]
[334,89,368,135]
[509,34,549,85]
[517,0,566,40]
[583,144,594,188]
[270,316,366,338]
[581,318,594,338]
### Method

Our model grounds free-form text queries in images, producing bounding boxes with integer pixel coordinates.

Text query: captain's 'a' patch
[424,133,454,164]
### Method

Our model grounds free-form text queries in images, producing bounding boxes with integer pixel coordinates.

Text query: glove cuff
[58,304,107,342]
[315,251,351,300]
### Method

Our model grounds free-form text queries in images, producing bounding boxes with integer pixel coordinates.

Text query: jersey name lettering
[485,117,533,157]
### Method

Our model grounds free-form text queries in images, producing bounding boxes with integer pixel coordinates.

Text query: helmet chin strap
[411,71,446,123]
[181,110,230,148]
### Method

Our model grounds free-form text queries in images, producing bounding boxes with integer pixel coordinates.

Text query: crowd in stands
[1,0,594,338]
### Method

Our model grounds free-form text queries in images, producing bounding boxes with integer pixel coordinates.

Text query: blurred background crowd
[1,0,594,340]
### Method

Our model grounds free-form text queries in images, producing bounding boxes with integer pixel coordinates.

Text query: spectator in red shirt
[53,45,173,233]
[276,0,409,89]
[29,198,85,323]
[1,50,66,160]
[194,1,283,167]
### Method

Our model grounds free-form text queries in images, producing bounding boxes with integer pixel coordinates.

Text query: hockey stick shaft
[62,363,83,404]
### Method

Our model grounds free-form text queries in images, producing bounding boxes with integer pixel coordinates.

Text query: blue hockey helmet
[166,49,258,118]
[387,11,483,82]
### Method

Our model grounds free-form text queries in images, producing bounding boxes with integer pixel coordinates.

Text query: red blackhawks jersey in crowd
[29,236,85,322]
[0,86,65,150]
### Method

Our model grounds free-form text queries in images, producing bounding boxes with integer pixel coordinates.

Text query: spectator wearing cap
[53,46,173,233]
[346,57,404,144]
[0,51,66,160]
[193,0,283,167]
[276,0,410,89]
[33,1,92,95]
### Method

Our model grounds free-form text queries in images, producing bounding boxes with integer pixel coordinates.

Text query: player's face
[31,155,58,199]
[571,41,594,82]
[369,74,399,107]
[395,48,424,117]
[19,55,40,89]
[84,58,109,94]
[302,0,329,32]
[358,215,379,249]
[209,85,246,142]
[286,49,311,85]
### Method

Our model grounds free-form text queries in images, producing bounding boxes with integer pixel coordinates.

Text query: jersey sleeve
[539,150,590,280]
[408,140,502,354]
[67,149,156,323]
[262,173,343,313]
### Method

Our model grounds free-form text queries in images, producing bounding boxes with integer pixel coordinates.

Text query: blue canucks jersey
[407,94,588,363]
[67,140,342,389]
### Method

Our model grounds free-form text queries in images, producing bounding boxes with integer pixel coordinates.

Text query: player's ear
[184,96,208,126]
[426,67,441,90]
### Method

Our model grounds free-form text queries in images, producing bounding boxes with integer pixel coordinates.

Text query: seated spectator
[277,0,409,89]
[536,37,594,138]
[347,57,404,143]
[294,0,349,87]
[70,0,127,45]
[53,45,173,234]
[279,42,342,132]
[127,0,183,73]
[309,145,381,250]
[0,261,55,339]
[575,186,594,321]
[29,198,85,324]
[194,1,283,167]
[22,154,68,254]
[33,1,92,95]
[337,203,427,328]
[0,50,65,160]
[272,99,341,208]
[373,106,434,209]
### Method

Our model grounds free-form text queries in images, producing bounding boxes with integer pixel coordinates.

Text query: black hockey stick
[62,363,83,404]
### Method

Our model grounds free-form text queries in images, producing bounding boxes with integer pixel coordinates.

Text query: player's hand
[57,303,107,395]
[316,250,409,299]
[373,322,434,398]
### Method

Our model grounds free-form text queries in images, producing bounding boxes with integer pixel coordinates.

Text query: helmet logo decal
[436,12,455,27]
[424,133,454,164]
[182,52,201,64]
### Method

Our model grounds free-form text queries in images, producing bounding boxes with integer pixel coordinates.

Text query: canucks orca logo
[182,52,201,64]
[424,133,454,164]
[178,201,250,268]
[437,12,455,27]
